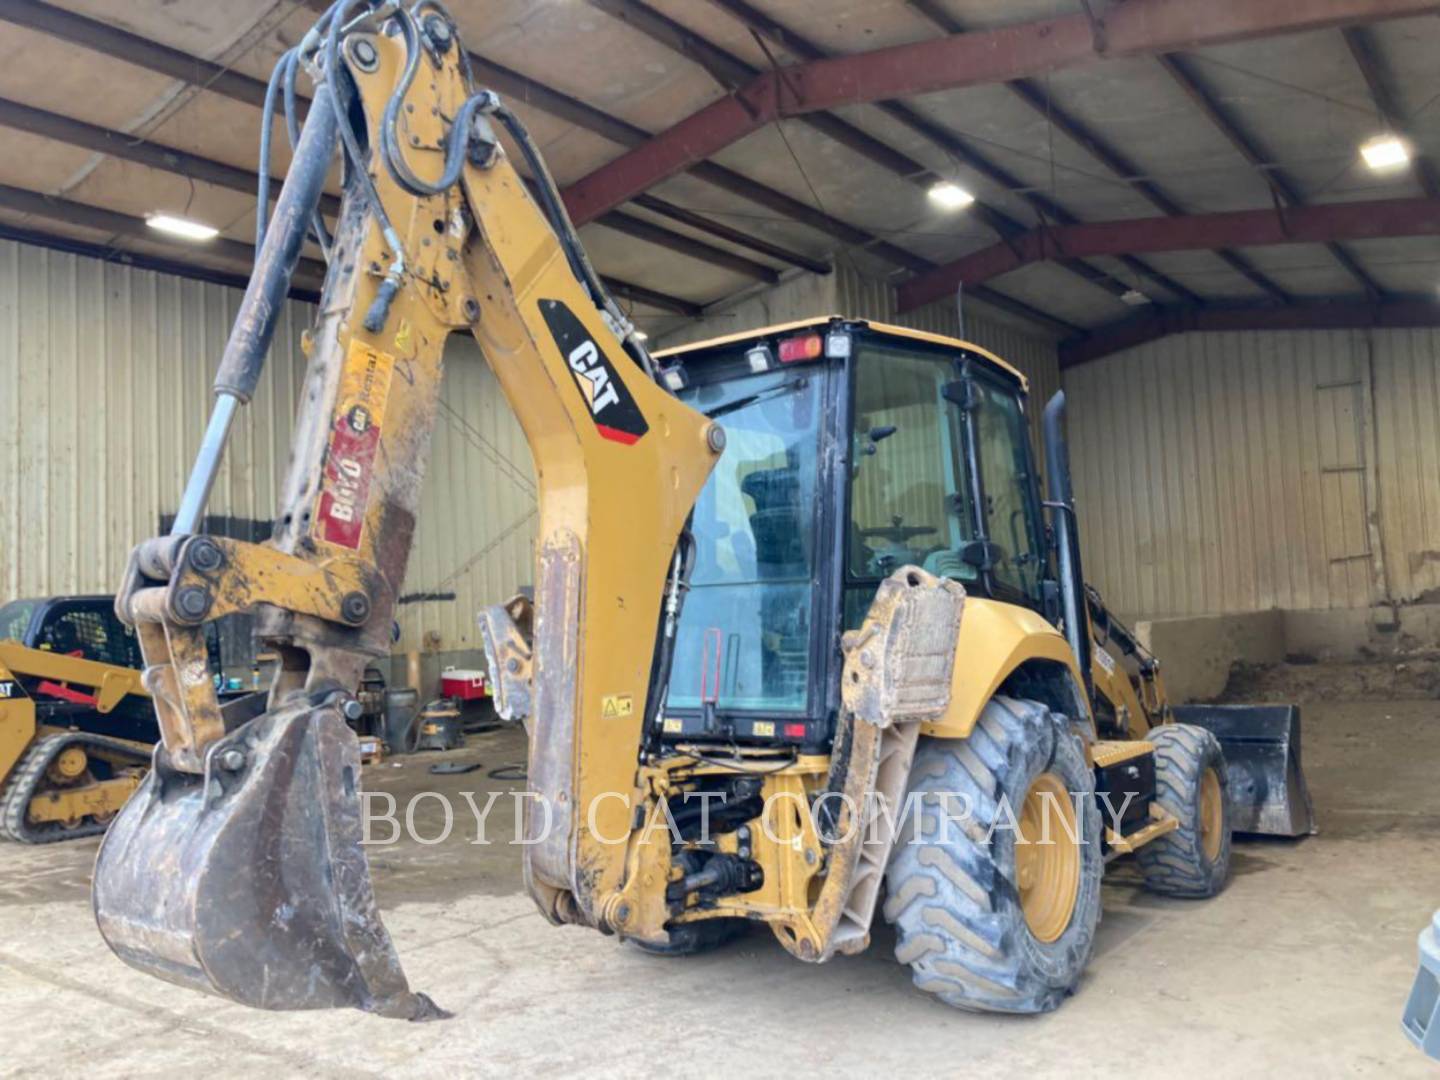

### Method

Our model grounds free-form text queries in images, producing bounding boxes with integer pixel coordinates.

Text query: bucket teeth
[92,701,446,1019]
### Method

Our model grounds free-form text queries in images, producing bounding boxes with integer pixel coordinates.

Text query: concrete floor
[2,693,1438,1077]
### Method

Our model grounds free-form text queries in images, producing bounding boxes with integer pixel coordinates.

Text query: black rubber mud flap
[1170,704,1315,838]
[92,701,447,1019]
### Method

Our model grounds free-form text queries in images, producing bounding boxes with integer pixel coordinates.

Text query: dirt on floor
[1223,655,1440,703]
[1,672,1438,1076]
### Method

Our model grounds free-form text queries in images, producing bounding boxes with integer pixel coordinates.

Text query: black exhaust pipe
[1043,391,1092,701]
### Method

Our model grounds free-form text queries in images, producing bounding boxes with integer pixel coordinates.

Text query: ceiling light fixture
[146,213,220,241]
[927,181,975,210]
[633,330,649,342]
[1120,289,1151,306]
[1361,134,1410,172]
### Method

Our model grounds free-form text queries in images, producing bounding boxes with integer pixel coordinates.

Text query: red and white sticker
[315,340,395,550]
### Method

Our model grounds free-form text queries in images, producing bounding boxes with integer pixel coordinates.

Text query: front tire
[884,696,1103,1014]
[1137,724,1231,898]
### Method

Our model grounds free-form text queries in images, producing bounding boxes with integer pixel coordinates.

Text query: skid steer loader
[0,595,155,842]
[91,0,1311,1019]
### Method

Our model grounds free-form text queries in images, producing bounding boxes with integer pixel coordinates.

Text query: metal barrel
[92,700,446,1019]
[1170,703,1316,838]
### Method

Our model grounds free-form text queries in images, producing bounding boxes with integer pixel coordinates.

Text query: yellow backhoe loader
[0,595,154,842]
[91,0,1311,1019]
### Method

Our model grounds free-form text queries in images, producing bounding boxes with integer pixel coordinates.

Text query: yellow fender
[919,597,1092,740]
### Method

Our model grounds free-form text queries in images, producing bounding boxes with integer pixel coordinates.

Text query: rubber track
[0,732,150,844]
[1136,724,1228,898]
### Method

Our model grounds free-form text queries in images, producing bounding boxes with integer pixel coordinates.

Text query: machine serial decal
[539,299,649,445]
[1094,646,1117,676]
[315,339,396,550]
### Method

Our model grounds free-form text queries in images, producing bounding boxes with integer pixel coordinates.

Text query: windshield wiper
[703,376,809,420]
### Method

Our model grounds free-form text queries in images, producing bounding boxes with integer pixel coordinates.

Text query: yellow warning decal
[601,693,634,719]
[662,717,683,734]
[752,721,775,738]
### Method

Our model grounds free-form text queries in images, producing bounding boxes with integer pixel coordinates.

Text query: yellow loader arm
[93,0,718,1019]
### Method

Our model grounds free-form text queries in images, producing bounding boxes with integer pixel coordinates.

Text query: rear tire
[1137,724,1231,898]
[884,696,1102,1014]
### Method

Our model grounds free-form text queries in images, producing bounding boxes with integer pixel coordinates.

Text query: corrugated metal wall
[0,239,311,601]
[0,239,1074,657]
[398,334,537,652]
[0,240,539,654]
[1064,328,1440,621]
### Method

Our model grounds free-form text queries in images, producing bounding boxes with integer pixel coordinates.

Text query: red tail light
[783,721,806,739]
[778,334,822,363]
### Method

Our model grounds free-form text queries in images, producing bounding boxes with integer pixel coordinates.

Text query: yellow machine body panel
[0,683,36,790]
[919,598,1090,741]
[654,313,1030,391]
[0,639,153,842]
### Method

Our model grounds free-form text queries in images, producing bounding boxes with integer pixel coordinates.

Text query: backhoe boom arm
[95,0,719,1017]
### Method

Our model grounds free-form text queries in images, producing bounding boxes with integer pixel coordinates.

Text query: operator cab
[653,316,1052,752]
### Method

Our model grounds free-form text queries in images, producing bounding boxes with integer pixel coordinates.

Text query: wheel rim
[47,746,89,783]
[1015,771,1081,944]
[1200,766,1223,862]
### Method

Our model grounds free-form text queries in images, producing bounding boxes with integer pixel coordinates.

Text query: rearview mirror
[960,539,1003,570]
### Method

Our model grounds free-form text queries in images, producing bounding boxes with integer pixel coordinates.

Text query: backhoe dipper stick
[173,95,339,535]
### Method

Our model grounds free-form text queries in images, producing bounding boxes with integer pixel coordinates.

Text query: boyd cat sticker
[315,339,396,550]
[539,299,649,445]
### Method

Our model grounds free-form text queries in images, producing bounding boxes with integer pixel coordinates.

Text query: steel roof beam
[595,210,780,281]
[631,194,830,274]
[1062,296,1440,366]
[563,0,1440,223]
[1158,52,1384,298]
[905,0,1286,304]
[592,0,1183,306]
[0,220,320,301]
[0,0,822,294]
[1342,26,1440,197]
[0,96,781,290]
[700,0,1201,305]
[598,277,704,316]
[0,181,327,283]
[0,181,699,317]
[898,195,1440,311]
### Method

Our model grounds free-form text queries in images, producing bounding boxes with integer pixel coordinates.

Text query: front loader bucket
[1171,704,1316,838]
[92,700,445,1019]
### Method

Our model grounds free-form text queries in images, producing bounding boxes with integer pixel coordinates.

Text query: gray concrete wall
[1137,601,1440,702]
[1136,610,1287,702]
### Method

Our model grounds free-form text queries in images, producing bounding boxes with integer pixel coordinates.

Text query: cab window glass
[973,380,1044,603]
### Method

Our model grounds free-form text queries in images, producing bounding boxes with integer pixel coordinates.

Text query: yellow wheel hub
[47,746,89,783]
[1015,771,1081,944]
[1199,766,1223,862]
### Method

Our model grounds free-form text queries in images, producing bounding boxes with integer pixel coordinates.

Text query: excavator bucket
[1170,704,1315,838]
[92,698,444,1019]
